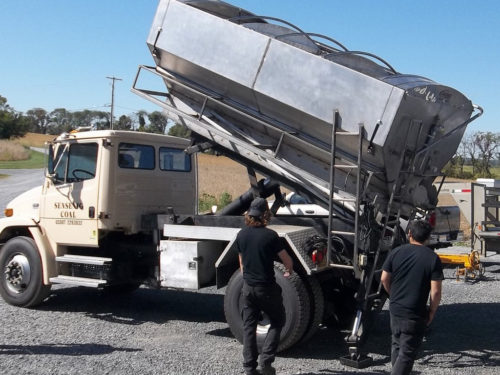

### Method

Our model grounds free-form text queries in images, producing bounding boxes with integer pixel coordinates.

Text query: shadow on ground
[278,301,500,372]
[37,286,225,325]
[0,343,140,356]
[33,287,500,370]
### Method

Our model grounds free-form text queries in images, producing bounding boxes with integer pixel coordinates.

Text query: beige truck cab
[0,129,196,306]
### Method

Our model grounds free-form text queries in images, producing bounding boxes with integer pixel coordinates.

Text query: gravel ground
[0,249,499,375]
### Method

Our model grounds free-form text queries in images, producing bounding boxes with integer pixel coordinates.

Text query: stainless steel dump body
[142,0,480,216]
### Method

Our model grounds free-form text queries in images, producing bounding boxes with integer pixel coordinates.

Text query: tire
[0,236,51,307]
[224,263,311,352]
[300,275,324,343]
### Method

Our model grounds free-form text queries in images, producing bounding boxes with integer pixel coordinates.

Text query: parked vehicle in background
[276,193,460,247]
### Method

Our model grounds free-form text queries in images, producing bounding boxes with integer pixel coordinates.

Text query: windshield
[49,142,98,184]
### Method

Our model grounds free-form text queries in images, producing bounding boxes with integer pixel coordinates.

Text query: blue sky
[0,0,498,133]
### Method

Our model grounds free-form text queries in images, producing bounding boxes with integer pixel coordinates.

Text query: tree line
[443,131,500,178]
[1,94,498,177]
[0,94,190,139]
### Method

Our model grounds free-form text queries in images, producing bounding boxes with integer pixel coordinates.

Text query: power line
[106,76,122,129]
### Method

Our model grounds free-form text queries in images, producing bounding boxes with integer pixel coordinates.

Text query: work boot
[245,369,261,375]
[260,365,276,375]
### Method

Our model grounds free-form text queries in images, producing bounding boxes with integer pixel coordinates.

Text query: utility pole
[106,76,122,129]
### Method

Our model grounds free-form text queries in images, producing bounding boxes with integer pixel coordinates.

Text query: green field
[462,165,500,178]
[0,150,46,169]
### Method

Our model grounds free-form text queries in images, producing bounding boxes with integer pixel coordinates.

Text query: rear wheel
[224,263,311,352]
[0,236,51,307]
[300,274,324,343]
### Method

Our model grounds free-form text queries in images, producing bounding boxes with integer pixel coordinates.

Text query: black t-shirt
[382,243,444,319]
[236,226,282,286]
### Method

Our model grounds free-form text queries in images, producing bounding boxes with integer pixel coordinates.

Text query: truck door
[40,141,100,246]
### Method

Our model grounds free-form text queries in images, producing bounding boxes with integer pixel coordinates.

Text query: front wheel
[0,236,51,307]
[224,263,311,352]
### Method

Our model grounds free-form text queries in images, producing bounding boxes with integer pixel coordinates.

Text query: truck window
[53,143,98,183]
[52,144,68,182]
[118,143,155,170]
[67,143,98,182]
[159,147,191,172]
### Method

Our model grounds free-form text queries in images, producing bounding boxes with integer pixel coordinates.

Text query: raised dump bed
[142,0,481,217]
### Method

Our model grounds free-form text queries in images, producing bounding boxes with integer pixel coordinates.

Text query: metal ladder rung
[483,202,500,208]
[332,198,357,203]
[331,230,356,236]
[253,144,276,149]
[482,221,500,226]
[334,165,358,169]
[334,132,360,136]
[328,263,355,270]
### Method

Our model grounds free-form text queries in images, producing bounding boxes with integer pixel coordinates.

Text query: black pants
[390,314,426,375]
[242,282,285,372]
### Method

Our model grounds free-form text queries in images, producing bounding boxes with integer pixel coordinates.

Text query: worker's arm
[277,249,293,278]
[427,279,442,326]
[381,270,391,295]
[238,253,243,273]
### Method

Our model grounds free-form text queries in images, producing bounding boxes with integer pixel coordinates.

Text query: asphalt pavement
[0,168,44,216]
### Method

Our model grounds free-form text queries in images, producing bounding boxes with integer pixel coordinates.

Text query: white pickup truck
[276,193,461,247]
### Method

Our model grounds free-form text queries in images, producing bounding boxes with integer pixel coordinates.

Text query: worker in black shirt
[236,197,293,375]
[381,220,444,375]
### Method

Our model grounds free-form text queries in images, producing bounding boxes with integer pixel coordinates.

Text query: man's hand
[381,270,391,295]
[427,279,442,326]
[278,249,293,278]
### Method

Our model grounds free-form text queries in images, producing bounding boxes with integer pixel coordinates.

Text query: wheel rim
[256,313,271,335]
[238,293,272,335]
[4,253,31,294]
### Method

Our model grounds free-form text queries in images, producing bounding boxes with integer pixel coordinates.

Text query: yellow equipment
[437,250,484,280]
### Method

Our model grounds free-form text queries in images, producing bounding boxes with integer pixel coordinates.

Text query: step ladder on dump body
[337,114,443,367]
[336,118,426,368]
[472,182,500,254]
[49,255,112,288]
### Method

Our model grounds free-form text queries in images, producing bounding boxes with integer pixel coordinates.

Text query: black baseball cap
[247,197,269,217]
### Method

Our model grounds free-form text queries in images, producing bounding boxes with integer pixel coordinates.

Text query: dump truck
[0,0,482,368]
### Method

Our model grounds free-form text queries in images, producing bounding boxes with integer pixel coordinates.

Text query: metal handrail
[413,104,484,161]
[324,50,398,74]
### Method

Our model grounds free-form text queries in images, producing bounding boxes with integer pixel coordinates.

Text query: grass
[0,149,46,169]
[0,133,52,169]
[14,133,54,148]
[461,165,500,178]
[0,140,30,161]
[198,153,250,199]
